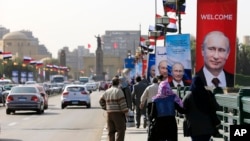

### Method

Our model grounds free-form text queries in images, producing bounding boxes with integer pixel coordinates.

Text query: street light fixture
[155,15,170,47]
[149,30,160,53]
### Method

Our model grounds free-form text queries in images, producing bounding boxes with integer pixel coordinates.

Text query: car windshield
[11,87,37,93]
[67,87,85,92]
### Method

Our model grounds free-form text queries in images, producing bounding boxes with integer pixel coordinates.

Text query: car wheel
[6,109,11,115]
[37,109,44,114]
[87,103,91,108]
[37,105,44,114]
[61,104,66,109]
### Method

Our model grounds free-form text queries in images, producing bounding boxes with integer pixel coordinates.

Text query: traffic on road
[0,86,106,141]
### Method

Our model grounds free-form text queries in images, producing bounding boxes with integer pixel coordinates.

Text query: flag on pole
[23,56,32,63]
[30,60,37,65]
[2,52,12,59]
[88,44,91,48]
[36,61,43,67]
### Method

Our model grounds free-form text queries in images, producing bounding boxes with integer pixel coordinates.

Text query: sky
[1,0,249,58]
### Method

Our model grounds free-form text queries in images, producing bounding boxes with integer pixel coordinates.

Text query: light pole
[149,30,160,53]
[156,14,170,47]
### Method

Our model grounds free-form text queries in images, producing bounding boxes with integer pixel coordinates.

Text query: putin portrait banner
[195,0,237,87]
[166,34,192,86]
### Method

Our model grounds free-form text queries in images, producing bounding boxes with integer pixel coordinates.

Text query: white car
[85,82,98,92]
[61,84,91,109]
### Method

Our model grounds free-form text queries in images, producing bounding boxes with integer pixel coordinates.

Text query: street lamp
[156,15,170,47]
[149,30,160,51]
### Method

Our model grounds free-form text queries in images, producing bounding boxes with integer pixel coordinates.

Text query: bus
[50,75,66,83]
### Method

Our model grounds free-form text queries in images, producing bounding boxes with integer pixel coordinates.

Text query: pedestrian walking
[148,80,185,141]
[140,77,159,128]
[131,75,148,128]
[182,75,220,141]
[99,77,129,141]
[119,69,133,110]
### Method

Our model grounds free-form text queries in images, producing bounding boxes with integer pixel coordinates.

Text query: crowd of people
[99,68,221,141]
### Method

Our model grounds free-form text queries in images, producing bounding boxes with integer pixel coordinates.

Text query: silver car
[61,84,91,109]
[6,85,45,115]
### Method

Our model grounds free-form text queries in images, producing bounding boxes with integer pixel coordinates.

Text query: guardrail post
[239,87,250,124]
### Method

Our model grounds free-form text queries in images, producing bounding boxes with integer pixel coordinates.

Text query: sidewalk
[124,121,190,141]
[101,119,224,141]
[124,120,224,141]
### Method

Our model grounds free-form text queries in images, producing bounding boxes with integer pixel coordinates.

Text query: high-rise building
[102,30,141,59]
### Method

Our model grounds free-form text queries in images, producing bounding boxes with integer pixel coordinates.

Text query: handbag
[126,110,135,127]
[183,119,191,137]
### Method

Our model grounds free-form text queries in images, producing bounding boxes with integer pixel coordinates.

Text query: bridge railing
[175,87,250,141]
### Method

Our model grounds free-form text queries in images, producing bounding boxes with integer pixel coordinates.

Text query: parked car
[5,85,45,114]
[61,84,91,109]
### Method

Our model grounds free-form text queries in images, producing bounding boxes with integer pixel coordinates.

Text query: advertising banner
[155,46,167,79]
[196,0,237,87]
[147,53,156,83]
[124,58,135,69]
[12,70,18,83]
[166,34,192,87]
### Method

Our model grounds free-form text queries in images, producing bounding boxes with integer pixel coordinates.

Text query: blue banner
[166,34,192,86]
[124,58,135,69]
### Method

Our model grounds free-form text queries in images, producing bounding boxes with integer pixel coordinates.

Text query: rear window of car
[11,87,37,93]
[67,87,85,92]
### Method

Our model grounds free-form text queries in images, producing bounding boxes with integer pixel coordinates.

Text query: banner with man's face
[166,34,192,86]
[195,0,237,87]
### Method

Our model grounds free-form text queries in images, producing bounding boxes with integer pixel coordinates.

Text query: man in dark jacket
[131,76,148,128]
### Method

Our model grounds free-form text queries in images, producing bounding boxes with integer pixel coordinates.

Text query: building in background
[59,46,94,80]
[243,35,250,46]
[102,30,141,59]
[0,27,52,60]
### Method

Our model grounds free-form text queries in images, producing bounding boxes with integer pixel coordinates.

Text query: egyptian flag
[46,64,53,68]
[36,61,43,67]
[30,60,37,65]
[140,36,146,45]
[53,65,59,71]
[23,56,32,63]
[2,52,12,59]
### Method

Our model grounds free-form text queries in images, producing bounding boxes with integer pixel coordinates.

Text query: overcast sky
[1,0,248,58]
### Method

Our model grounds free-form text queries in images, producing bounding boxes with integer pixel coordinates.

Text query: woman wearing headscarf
[148,80,184,141]
[182,75,220,141]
